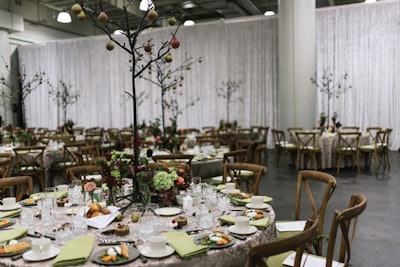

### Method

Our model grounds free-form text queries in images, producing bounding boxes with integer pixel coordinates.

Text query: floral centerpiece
[83,181,97,204]
[97,151,131,206]
[142,166,190,206]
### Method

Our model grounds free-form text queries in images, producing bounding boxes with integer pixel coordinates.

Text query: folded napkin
[0,227,28,242]
[230,196,273,206]
[0,209,21,218]
[53,234,95,266]
[162,231,209,259]
[216,184,226,191]
[77,206,120,229]
[219,215,271,230]
[30,191,68,200]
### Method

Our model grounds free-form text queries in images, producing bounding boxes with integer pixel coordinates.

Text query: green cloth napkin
[0,209,21,218]
[219,215,271,230]
[53,234,95,266]
[230,196,273,206]
[216,184,226,191]
[31,191,68,200]
[162,231,209,259]
[0,227,28,242]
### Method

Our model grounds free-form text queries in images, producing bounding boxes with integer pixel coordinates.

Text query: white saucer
[228,225,257,235]
[23,247,60,261]
[220,189,241,194]
[140,245,175,258]
[155,207,181,216]
[245,203,269,210]
[0,203,21,211]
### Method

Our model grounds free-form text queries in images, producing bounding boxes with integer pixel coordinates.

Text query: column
[278,0,316,131]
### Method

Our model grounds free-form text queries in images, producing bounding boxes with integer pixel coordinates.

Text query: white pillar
[278,0,316,131]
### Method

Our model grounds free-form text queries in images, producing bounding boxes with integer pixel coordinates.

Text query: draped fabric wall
[17,16,278,146]
[315,1,400,150]
[17,1,400,150]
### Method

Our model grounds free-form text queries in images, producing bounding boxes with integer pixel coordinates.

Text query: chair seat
[266,251,293,267]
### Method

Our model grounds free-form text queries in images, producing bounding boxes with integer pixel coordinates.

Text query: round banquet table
[0,202,276,267]
[291,132,370,169]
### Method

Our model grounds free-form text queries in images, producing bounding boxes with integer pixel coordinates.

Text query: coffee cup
[31,238,51,257]
[225,183,236,193]
[149,235,166,253]
[56,184,69,192]
[234,216,250,231]
[251,195,264,206]
[2,197,16,208]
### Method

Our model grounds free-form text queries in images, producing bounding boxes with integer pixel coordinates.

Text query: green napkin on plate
[219,215,270,230]
[53,234,95,266]
[162,231,209,259]
[230,196,273,206]
[0,209,21,218]
[31,191,68,200]
[0,227,28,242]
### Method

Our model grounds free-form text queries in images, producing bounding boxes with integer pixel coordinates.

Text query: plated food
[243,209,265,220]
[0,240,31,256]
[194,232,235,249]
[93,244,139,265]
[20,198,36,206]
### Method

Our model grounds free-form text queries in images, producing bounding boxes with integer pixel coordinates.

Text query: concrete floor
[258,150,400,267]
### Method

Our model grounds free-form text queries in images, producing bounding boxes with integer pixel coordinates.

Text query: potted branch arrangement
[71,0,183,209]
[140,53,201,151]
[311,69,351,133]
[217,80,242,130]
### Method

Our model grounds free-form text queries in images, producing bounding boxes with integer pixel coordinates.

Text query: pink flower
[176,176,185,185]
[84,181,97,192]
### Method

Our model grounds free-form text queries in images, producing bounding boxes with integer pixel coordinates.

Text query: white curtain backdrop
[315,1,400,150]
[17,15,278,145]
[16,1,400,150]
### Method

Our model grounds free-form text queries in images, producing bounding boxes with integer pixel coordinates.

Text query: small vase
[107,188,117,206]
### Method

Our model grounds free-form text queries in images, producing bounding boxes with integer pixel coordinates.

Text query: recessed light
[264,11,275,16]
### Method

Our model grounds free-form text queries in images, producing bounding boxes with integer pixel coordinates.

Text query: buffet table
[0,197,276,267]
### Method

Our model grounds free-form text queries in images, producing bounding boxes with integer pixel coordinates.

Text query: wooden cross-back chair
[295,132,321,171]
[336,132,361,174]
[247,218,319,267]
[276,170,337,256]
[0,176,33,202]
[152,154,194,169]
[359,130,388,171]
[13,145,46,191]
[271,129,297,167]
[75,144,100,166]
[148,162,191,174]
[66,165,103,182]
[280,194,368,267]
[222,162,267,195]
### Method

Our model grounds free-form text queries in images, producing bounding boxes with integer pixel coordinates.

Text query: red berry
[171,219,176,223]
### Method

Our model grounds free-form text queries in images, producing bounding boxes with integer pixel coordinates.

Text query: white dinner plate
[228,225,257,235]
[155,207,182,216]
[0,204,22,211]
[23,246,60,261]
[140,245,175,258]
[245,203,270,210]
[220,189,241,194]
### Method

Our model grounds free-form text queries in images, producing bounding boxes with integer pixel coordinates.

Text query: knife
[229,233,247,241]
[34,231,56,241]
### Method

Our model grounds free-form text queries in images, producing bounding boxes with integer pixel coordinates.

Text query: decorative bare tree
[48,80,80,127]
[311,69,352,125]
[0,57,47,128]
[140,53,201,146]
[217,80,243,125]
[72,0,181,205]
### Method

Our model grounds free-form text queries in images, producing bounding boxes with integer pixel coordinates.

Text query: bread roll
[101,207,111,215]
[88,203,102,213]
[91,211,104,217]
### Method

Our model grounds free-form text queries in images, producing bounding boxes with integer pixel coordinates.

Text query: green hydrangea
[153,170,178,191]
